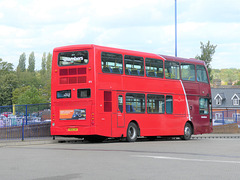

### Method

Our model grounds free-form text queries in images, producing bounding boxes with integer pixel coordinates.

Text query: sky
[0,0,240,70]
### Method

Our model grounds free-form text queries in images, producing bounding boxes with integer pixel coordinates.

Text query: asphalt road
[1,137,240,180]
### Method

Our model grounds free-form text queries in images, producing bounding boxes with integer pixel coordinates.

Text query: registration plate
[68,128,78,131]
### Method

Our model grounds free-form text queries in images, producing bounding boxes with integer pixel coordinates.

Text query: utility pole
[175,0,177,57]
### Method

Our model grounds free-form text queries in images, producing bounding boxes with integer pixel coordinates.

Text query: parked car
[213,120,224,126]
[2,112,12,117]
[0,120,4,127]
[213,119,235,126]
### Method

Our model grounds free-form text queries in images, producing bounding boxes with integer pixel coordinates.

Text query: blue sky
[0,0,239,69]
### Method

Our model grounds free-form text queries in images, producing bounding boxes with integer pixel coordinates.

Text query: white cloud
[0,0,239,69]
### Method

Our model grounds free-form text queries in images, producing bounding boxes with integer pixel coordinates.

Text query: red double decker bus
[51,44,212,142]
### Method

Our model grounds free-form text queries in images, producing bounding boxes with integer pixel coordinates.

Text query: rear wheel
[180,123,192,140]
[126,122,138,142]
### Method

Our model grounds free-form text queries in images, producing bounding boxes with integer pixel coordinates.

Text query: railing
[213,110,240,128]
[0,103,51,141]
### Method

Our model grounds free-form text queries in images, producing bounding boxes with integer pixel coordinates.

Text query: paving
[1,134,240,147]
[1,135,240,180]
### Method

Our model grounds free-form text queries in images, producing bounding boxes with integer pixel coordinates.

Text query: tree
[235,81,240,85]
[41,52,46,76]
[46,52,52,78]
[0,59,15,106]
[195,41,217,81]
[15,86,48,105]
[0,73,18,106]
[0,58,14,75]
[12,86,31,104]
[17,53,26,72]
[28,52,35,72]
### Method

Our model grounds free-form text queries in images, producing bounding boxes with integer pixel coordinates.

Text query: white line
[180,80,191,121]
[133,155,240,164]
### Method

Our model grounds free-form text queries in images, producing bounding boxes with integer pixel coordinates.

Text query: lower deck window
[77,89,91,98]
[147,94,165,113]
[166,96,173,114]
[199,98,209,114]
[126,93,145,113]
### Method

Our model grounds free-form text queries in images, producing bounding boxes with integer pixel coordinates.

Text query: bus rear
[51,45,96,137]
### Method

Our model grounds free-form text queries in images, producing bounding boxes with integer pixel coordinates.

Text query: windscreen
[58,51,89,66]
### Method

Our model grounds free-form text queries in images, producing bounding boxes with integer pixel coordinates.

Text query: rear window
[57,90,71,99]
[77,89,91,98]
[58,51,89,66]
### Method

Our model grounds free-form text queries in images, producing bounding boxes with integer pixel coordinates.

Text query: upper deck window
[165,61,180,79]
[58,51,89,66]
[181,63,196,81]
[101,52,123,74]
[196,65,209,83]
[145,58,163,78]
[124,55,144,76]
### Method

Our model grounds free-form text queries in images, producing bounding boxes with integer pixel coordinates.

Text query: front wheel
[180,123,192,140]
[126,122,138,142]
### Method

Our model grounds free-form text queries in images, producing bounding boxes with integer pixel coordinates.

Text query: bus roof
[159,55,205,65]
[53,44,205,66]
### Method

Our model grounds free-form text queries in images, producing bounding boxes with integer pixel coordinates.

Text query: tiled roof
[211,88,240,108]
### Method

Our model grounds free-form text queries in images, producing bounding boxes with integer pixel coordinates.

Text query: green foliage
[0,52,52,106]
[27,52,35,72]
[195,41,217,82]
[235,81,240,85]
[41,52,47,76]
[16,71,42,88]
[12,86,31,104]
[0,59,16,106]
[212,68,240,85]
[17,53,26,72]
[15,86,48,105]
[0,58,14,75]
[46,52,52,78]
[0,73,18,106]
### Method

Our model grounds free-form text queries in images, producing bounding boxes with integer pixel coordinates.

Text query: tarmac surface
[1,134,240,180]
[1,134,240,147]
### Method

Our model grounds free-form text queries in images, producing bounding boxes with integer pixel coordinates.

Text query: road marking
[133,155,240,164]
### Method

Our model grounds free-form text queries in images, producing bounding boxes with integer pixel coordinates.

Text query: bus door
[195,97,211,134]
[112,93,125,137]
[117,94,125,127]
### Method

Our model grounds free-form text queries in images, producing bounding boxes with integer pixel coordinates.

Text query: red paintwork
[51,44,212,138]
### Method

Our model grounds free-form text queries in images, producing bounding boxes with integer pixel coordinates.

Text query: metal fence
[213,110,240,127]
[0,103,51,141]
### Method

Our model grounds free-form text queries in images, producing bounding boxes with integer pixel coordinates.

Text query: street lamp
[175,0,177,57]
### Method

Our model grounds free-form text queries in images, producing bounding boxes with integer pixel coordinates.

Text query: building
[211,88,240,126]
[212,88,240,111]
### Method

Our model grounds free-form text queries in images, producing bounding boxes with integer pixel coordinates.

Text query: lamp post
[175,0,177,57]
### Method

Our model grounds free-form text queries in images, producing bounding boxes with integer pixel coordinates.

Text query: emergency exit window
[77,89,91,98]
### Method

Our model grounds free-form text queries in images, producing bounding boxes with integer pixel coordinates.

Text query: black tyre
[126,122,138,142]
[180,123,192,140]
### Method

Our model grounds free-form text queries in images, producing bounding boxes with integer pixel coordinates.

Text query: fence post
[223,111,225,125]
[26,105,28,125]
[235,110,237,123]
[22,117,24,141]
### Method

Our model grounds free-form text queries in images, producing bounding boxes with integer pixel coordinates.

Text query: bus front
[51,45,95,137]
